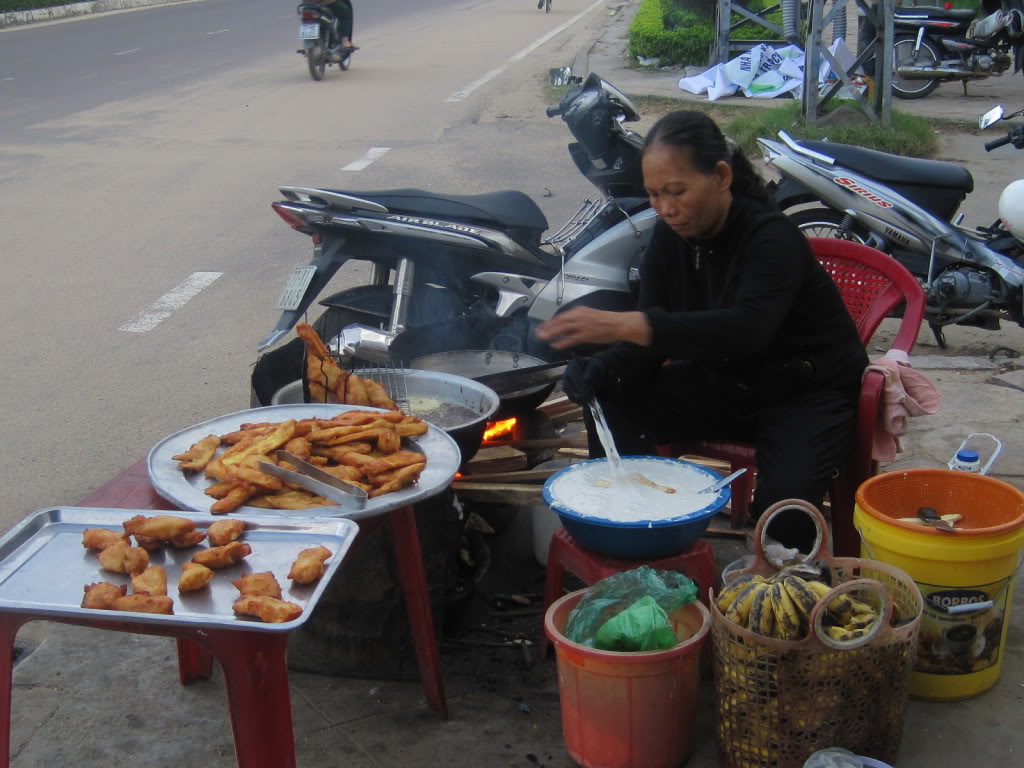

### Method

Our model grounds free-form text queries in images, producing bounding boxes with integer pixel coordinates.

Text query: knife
[256,451,368,510]
[474,361,568,394]
[918,506,955,532]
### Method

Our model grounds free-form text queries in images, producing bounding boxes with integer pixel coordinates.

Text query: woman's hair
[642,111,774,206]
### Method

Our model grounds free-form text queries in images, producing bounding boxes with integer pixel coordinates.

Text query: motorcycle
[296,2,352,81]
[761,115,1024,348]
[252,72,655,405]
[887,0,1024,100]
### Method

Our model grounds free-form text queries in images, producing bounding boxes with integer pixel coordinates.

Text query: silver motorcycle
[761,119,1024,347]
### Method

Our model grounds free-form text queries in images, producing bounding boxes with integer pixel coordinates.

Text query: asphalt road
[0,0,611,529]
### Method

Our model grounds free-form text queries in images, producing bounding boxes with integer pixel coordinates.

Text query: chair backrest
[809,238,926,354]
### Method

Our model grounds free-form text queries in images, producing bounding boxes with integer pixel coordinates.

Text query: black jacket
[597,195,868,403]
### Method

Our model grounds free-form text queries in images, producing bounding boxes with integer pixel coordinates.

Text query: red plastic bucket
[544,590,711,768]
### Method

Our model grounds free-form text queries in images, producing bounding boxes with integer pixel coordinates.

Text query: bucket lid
[856,469,1024,537]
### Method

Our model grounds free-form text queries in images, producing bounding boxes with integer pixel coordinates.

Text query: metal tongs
[258,450,368,510]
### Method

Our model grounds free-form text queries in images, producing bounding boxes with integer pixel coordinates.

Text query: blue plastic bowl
[542,457,731,559]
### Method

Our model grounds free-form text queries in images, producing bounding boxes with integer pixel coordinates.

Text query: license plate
[275,265,318,311]
[299,23,320,40]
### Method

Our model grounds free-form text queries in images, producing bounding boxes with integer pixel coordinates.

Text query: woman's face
[642,141,732,239]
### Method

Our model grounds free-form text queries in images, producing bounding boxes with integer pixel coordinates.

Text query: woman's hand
[535,308,652,350]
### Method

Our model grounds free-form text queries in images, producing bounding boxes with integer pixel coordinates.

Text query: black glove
[563,357,615,405]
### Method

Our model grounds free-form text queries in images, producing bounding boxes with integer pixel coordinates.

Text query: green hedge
[628,0,784,68]
[0,0,70,11]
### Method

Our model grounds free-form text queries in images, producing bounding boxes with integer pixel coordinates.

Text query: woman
[536,111,868,547]
[324,0,357,52]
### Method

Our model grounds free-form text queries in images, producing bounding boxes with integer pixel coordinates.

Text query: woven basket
[712,500,923,768]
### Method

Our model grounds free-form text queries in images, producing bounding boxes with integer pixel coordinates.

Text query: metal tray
[147,404,461,520]
[0,507,359,632]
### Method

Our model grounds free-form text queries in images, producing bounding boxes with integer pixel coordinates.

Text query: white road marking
[445,0,605,102]
[3,77,12,81]
[119,271,223,333]
[206,28,230,35]
[341,147,391,171]
[113,48,141,56]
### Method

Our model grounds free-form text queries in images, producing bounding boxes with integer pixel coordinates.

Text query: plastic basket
[711,500,923,768]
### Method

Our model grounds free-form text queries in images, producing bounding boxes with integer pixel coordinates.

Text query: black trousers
[584,363,859,548]
[326,0,353,40]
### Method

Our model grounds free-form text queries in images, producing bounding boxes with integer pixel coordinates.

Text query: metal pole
[717,0,733,65]
[804,0,824,124]
[879,0,893,127]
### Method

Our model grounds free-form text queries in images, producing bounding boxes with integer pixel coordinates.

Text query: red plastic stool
[539,528,716,656]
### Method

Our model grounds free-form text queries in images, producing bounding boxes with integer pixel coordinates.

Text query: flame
[483,417,518,441]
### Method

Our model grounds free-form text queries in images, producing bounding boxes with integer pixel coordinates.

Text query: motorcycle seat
[335,188,549,234]
[798,140,974,193]
[895,6,976,20]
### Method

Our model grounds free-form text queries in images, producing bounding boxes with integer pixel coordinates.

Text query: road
[0,0,613,529]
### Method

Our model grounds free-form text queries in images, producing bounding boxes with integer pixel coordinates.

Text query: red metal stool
[539,528,716,656]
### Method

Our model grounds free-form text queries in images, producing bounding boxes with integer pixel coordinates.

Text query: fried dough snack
[233,596,302,624]
[131,566,168,596]
[231,571,282,599]
[123,515,196,540]
[208,519,245,547]
[169,530,208,549]
[98,540,150,575]
[82,528,129,551]
[112,595,174,615]
[133,535,164,552]
[191,541,252,570]
[288,546,332,584]
[178,562,215,592]
[172,434,222,471]
[82,582,127,610]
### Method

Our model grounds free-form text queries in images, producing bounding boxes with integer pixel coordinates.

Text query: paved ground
[5,2,1024,767]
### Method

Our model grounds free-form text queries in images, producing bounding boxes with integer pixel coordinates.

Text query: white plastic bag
[678,66,717,95]
[707,66,739,100]
[742,70,802,99]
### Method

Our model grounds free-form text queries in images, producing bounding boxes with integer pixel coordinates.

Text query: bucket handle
[753,499,830,566]
[810,578,892,650]
[857,525,1024,617]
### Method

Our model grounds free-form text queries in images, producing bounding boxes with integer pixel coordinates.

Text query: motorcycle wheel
[788,207,869,244]
[307,45,327,81]
[891,35,941,100]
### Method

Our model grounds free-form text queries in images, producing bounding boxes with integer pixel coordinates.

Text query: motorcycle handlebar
[986,134,1013,151]
[546,106,562,118]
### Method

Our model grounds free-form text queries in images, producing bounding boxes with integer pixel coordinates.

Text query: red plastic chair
[668,238,926,556]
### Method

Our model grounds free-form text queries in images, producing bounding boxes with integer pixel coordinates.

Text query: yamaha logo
[386,215,482,234]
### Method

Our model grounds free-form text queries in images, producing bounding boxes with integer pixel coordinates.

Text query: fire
[483,417,518,441]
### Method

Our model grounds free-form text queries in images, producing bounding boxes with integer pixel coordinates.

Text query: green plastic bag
[564,565,698,649]
[594,596,677,651]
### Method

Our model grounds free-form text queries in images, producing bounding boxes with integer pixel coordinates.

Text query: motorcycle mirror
[980,105,1005,130]
[549,67,573,86]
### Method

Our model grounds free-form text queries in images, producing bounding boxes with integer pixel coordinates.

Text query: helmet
[997,179,1024,240]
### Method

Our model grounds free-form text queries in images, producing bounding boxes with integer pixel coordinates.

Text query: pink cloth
[864,350,942,462]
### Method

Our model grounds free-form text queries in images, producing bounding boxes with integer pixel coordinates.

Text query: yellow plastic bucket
[855,469,1024,701]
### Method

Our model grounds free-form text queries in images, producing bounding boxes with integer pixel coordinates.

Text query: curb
[0,0,187,29]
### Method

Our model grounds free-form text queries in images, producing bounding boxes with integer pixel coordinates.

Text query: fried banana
[226,462,283,491]
[233,595,302,624]
[221,421,297,467]
[369,463,425,497]
[82,582,127,610]
[364,379,399,411]
[395,420,429,438]
[284,436,313,462]
[377,428,401,454]
[208,519,245,547]
[98,540,150,575]
[131,566,168,596]
[191,541,252,570]
[204,480,238,499]
[344,373,369,406]
[82,528,129,551]
[262,491,335,510]
[295,322,330,358]
[288,546,333,584]
[311,442,373,462]
[122,514,196,540]
[178,562,215,592]
[210,482,258,514]
[231,571,283,599]
[368,462,426,488]
[172,434,222,471]
[363,451,426,477]
[112,595,174,615]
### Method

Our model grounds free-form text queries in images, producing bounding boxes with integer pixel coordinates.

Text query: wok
[409,350,557,421]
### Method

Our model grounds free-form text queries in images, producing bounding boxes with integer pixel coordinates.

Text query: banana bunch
[716,570,881,642]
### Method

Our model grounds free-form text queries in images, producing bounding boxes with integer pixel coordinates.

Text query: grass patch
[0,0,64,10]
[724,101,940,157]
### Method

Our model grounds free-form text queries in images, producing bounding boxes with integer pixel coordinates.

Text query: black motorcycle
[296,3,352,81]
[886,0,1024,99]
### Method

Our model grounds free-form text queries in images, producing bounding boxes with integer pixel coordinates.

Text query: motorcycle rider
[536,111,868,549]
[323,0,357,53]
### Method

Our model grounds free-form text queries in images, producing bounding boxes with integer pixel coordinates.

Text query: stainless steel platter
[0,507,359,632]
[147,404,461,520]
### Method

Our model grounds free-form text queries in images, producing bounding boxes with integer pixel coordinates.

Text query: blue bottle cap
[956,449,980,463]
